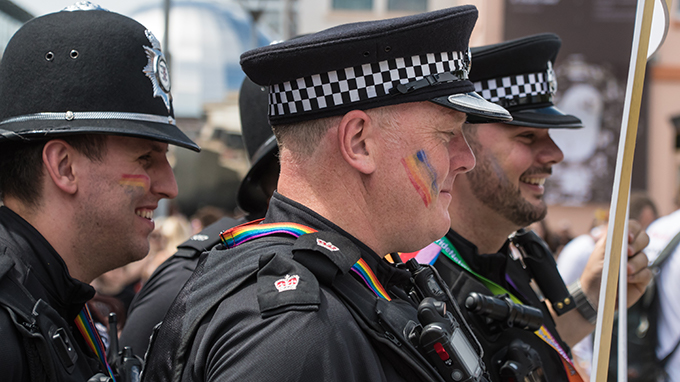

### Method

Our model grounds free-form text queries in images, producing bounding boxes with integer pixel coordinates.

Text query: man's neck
[448,185,519,255]
[5,195,93,283]
[450,217,512,255]
[277,156,387,257]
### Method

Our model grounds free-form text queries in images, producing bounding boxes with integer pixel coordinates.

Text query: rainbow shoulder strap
[219,220,391,301]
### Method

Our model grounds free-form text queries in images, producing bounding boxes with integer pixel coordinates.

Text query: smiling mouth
[520,176,546,186]
[136,209,154,220]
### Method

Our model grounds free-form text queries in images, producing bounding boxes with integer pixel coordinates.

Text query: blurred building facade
[163,0,680,232]
[648,1,680,216]
[286,0,680,235]
[5,0,677,231]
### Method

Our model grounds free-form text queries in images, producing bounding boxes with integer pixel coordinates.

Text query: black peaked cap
[240,5,511,125]
[468,33,582,129]
[0,6,199,151]
[237,76,278,217]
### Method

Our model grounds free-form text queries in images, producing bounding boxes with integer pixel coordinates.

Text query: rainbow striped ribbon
[220,221,391,300]
[350,258,391,301]
[74,304,116,381]
[220,220,315,248]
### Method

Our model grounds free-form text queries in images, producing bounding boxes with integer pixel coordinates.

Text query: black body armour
[434,230,572,382]
[0,207,101,382]
[143,232,446,381]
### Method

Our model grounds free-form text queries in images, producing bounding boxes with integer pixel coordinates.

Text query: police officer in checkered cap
[0,2,199,381]
[418,33,651,381]
[143,5,508,382]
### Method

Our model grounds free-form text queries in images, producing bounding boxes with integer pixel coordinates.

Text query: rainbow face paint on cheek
[119,174,150,193]
[401,150,439,207]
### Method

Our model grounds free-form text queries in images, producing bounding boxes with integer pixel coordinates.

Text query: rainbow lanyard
[220,221,391,301]
[430,236,583,382]
[74,304,117,382]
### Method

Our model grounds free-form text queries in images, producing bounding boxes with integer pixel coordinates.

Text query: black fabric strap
[329,273,443,382]
[651,230,680,268]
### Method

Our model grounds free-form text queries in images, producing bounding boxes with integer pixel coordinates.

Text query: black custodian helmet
[0,2,199,151]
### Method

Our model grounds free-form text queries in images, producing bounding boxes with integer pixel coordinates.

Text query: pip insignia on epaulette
[257,231,361,317]
[257,251,320,318]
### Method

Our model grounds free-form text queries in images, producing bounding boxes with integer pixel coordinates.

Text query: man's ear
[337,110,377,175]
[42,140,79,195]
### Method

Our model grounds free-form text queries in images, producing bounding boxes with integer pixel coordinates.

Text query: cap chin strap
[0,111,176,126]
[395,70,468,94]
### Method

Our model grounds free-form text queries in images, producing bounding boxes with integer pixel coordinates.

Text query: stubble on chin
[466,158,547,228]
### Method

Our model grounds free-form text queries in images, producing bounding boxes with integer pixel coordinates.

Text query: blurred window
[332,0,373,10]
[387,0,427,12]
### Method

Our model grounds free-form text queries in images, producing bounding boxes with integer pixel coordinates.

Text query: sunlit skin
[461,123,563,244]
[276,101,475,257]
[5,136,179,283]
[448,122,652,347]
[75,136,179,275]
[372,103,475,254]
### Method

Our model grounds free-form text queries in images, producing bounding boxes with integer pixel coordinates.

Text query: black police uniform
[119,216,240,357]
[142,193,448,382]
[0,206,102,381]
[142,5,514,381]
[0,4,197,381]
[434,229,572,381]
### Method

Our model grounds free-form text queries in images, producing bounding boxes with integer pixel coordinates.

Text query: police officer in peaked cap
[118,76,280,359]
[405,33,652,381]
[0,2,198,381]
[143,5,511,382]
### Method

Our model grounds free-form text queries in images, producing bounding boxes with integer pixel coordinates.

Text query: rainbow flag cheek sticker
[119,174,150,191]
[401,150,439,207]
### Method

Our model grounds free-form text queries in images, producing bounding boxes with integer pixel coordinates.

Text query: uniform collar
[446,229,510,286]
[265,192,379,258]
[0,206,95,321]
[265,192,411,290]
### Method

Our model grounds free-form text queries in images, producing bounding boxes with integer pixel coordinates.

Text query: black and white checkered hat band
[269,51,470,117]
[474,71,553,106]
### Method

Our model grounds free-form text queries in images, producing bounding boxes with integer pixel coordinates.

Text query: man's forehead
[108,135,169,152]
[478,122,548,133]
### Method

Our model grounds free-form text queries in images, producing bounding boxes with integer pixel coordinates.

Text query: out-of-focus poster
[504,0,649,205]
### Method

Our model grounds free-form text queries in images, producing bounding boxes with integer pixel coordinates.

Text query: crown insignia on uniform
[143,30,172,112]
[190,234,209,242]
[316,238,339,252]
[275,274,300,292]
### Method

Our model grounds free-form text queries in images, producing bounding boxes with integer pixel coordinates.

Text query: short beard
[466,150,548,228]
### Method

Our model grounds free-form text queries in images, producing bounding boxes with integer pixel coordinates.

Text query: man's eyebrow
[148,142,169,153]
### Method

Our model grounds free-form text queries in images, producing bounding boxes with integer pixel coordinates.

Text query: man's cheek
[401,150,439,207]
[119,174,151,195]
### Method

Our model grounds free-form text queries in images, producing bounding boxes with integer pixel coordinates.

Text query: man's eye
[442,131,456,141]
